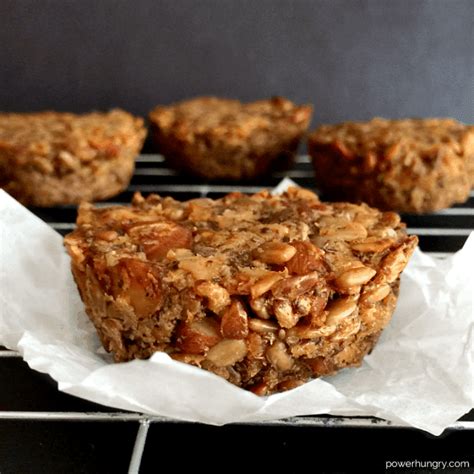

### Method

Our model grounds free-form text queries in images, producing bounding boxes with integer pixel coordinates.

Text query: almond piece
[126,220,193,260]
[176,319,221,354]
[109,258,162,318]
[221,300,249,339]
[271,272,321,298]
[273,298,300,329]
[250,272,284,299]
[196,282,231,314]
[249,297,272,319]
[286,241,326,275]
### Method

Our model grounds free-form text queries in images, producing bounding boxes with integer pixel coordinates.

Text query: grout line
[408,228,472,236]
[128,419,150,474]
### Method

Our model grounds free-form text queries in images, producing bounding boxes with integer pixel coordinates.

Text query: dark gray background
[0,0,473,125]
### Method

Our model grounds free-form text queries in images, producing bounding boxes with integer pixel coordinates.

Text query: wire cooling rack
[1,154,473,472]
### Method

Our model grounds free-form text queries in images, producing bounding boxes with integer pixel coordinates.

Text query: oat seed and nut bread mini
[149,96,313,180]
[0,109,146,206]
[308,118,474,213]
[65,187,417,394]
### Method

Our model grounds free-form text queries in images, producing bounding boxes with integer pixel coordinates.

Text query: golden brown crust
[0,109,146,206]
[308,118,474,213]
[65,187,418,394]
[149,96,313,180]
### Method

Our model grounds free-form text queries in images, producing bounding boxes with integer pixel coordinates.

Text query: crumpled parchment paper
[0,187,472,435]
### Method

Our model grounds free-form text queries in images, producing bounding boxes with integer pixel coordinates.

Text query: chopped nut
[294,295,313,316]
[247,333,266,359]
[331,316,361,341]
[332,140,354,159]
[248,318,279,334]
[325,297,358,326]
[221,300,249,339]
[126,220,193,261]
[196,281,231,314]
[308,295,328,323]
[178,255,226,281]
[273,298,300,328]
[206,339,248,367]
[271,272,320,298]
[187,199,214,221]
[334,266,376,289]
[320,222,368,241]
[253,241,297,264]
[95,230,119,242]
[266,341,294,371]
[286,186,319,201]
[176,319,221,354]
[285,240,326,275]
[351,237,393,253]
[287,324,337,339]
[250,272,284,299]
[277,379,305,392]
[249,297,271,319]
[375,245,410,284]
[250,382,269,396]
[306,357,335,376]
[109,258,162,318]
[362,284,391,303]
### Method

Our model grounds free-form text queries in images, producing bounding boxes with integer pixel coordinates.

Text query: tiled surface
[1,155,473,472]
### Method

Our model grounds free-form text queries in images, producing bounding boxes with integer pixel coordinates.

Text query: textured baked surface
[149,96,312,179]
[308,118,474,213]
[0,110,146,206]
[65,187,417,394]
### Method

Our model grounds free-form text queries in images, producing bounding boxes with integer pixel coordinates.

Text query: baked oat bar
[65,187,418,394]
[0,109,146,206]
[308,118,474,213]
[149,96,312,180]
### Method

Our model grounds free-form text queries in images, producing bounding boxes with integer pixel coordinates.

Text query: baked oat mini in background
[149,96,312,180]
[308,118,474,214]
[0,109,146,206]
[64,187,417,394]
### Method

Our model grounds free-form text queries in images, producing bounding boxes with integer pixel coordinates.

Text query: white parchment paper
[0,188,473,435]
